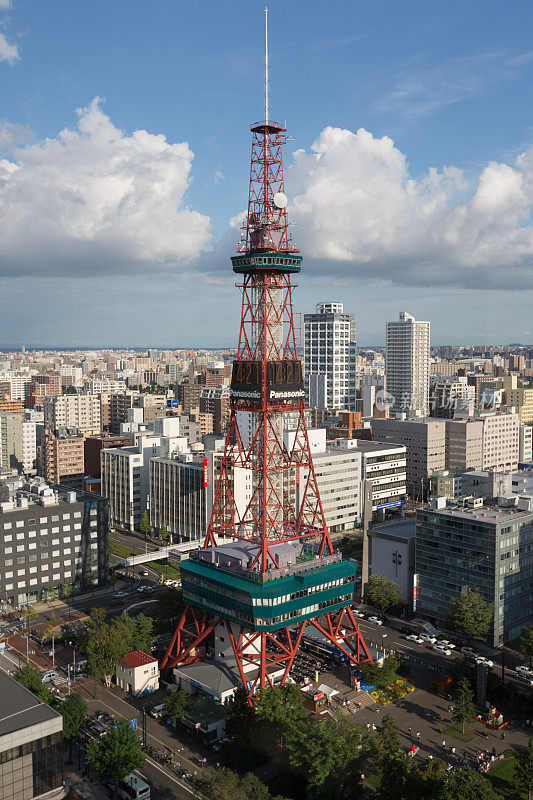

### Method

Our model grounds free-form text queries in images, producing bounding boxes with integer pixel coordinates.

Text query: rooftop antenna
[264,7,269,122]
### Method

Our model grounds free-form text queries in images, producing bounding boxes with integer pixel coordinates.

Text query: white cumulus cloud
[0,98,211,277]
[0,31,18,64]
[285,126,533,289]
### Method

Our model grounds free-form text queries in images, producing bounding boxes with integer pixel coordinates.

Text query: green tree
[198,767,287,800]
[285,718,340,797]
[86,719,145,799]
[449,591,493,642]
[520,625,533,668]
[256,683,307,731]
[164,687,188,723]
[159,524,170,543]
[452,677,475,734]
[111,613,154,655]
[364,573,400,610]
[13,665,55,705]
[360,655,399,689]
[152,587,185,635]
[61,692,87,762]
[375,714,401,767]
[435,766,500,800]
[84,608,124,688]
[514,739,533,800]
[377,751,411,800]
[226,686,255,741]
[139,511,151,538]
[62,385,77,395]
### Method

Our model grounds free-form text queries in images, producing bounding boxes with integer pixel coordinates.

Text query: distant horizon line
[0,342,531,351]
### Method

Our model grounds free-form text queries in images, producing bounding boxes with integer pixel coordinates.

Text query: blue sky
[0,0,533,346]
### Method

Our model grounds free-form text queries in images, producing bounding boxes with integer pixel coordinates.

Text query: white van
[149,703,166,719]
[114,774,150,800]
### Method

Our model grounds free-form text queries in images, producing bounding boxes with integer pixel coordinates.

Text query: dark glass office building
[415,498,533,646]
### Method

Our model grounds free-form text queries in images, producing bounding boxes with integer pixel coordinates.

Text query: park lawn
[444,725,477,742]
[366,773,381,788]
[145,560,181,580]
[109,540,135,558]
[487,752,518,798]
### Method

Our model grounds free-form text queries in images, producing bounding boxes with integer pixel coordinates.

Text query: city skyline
[1,0,533,344]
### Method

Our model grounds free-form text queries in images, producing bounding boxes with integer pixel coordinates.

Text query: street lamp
[381,633,387,656]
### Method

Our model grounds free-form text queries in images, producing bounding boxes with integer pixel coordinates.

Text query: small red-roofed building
[116,650,159,697]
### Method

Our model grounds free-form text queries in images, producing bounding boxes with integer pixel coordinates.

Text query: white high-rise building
[386,311,430,418]
[304,302,356,410]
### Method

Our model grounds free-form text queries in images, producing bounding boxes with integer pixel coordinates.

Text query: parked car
[87,721,106,738]
[433,644,452,656]
[461,647,479,659]
[475,656,493,668]
[139,570,149,576]
[516,665,533,677]
[368,616,383,626]
[406,634,423,643]
[150,703,166,719]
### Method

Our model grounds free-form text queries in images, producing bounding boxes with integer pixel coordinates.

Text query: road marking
[143,756,198,799]
[81,690,201,772]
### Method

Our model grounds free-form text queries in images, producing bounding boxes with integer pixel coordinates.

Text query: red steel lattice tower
[161,10,371,702]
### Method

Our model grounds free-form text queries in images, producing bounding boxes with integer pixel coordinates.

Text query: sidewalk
[65,769,109,800]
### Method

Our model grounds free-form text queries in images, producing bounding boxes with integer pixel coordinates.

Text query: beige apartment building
[481,411,519,472]
[108,392,166,433]
[43,394,101,437]
[371,418,445,498]
[41,429,85,488]
[445,419,483,473]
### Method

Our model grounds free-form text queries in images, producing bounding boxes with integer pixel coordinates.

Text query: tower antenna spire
[264,7,269,122]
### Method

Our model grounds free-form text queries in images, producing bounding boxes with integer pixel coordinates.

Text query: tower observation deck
[161,10,371,703]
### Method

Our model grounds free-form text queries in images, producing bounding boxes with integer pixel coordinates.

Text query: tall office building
[304,302,356,410]
[386,312,430,417]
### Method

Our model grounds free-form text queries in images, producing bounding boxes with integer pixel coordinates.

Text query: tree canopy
[514,738,533,800]
[13,665,55,705]
[83,609,154,687]
[87,719,144,797]
[364,573,400,610]
[198,767,289,800]
[139,511,151,537]
[520,625,533,667]
[449,591,493,642]
[61,692,87,761]
[452,677,475,734]
[164,687,188,722]
[360,655,400,689]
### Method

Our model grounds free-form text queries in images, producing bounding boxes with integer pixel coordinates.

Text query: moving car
[516,674,533,687]
[433,644,452,656]
[368,616,383,626]
[139,570,149,576]
[418,633,437,644]
[516,665,533,677]
[461,647,478,659]
[113,591,128,599]
[437,639,456,649]
[475,656,493,668]
[406,634,423,644]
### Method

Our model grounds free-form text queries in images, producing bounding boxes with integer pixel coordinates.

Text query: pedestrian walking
[416,732,421,740]
[442,740,446,748]
[408,727,412,736]
[451,747,456,756]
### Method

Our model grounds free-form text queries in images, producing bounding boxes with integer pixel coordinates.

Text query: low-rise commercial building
[116,651,159,697]
[368,519,416,606]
